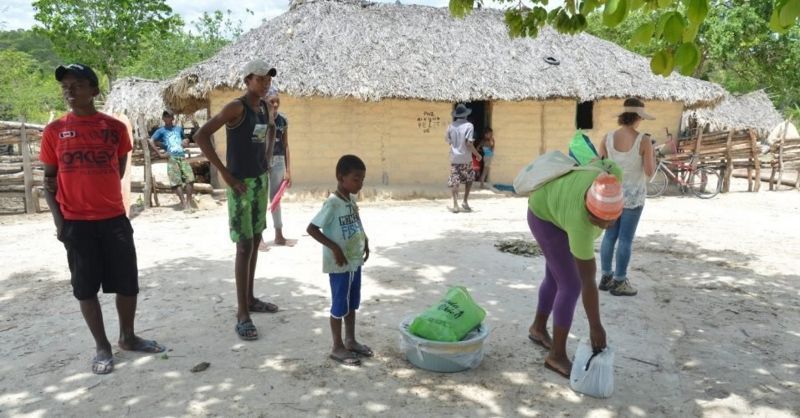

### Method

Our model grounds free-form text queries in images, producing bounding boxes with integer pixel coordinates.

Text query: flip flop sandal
[249,299,279,313]
[330,354,361,366]
[348,344,374,358]
[124,338,166,353]
[91,356,114,375]
[461,203,472,212]
[236,319,259,341]
[528,334,551,350]
[448,206,460,213]
[544,361,570,379]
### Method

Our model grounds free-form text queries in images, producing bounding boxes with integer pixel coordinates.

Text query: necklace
[334,190,350,201]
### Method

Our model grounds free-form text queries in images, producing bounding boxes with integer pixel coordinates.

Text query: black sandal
[235,319,258,341]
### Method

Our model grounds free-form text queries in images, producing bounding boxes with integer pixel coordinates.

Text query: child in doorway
[479,128,495,188]
[307,155,373,366]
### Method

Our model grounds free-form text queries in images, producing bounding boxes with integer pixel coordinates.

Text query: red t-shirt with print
[40,112,132,220]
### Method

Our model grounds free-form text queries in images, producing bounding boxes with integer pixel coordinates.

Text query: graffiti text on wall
[417,111,441,133]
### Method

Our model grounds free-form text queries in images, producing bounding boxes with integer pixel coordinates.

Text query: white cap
[242,59,277,78]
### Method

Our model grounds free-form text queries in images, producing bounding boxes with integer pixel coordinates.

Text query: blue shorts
[329,267,361,318]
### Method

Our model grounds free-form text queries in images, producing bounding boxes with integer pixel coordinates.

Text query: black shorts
[61,215,138,300]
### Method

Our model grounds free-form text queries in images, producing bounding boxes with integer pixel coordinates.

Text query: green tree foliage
[586,0,800,113]
[32,0,183,90]
[119,9,249,80]
[0,49,65,123]
[451,0,800,77]
[0,29,61,71]
[702,1,800,109]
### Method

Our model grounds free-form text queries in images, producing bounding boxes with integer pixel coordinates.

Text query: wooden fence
[0,121,44,214]
[670,128,761,192]
[763,123,800,190]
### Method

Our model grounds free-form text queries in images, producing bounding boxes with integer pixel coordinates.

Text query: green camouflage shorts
[167,157,195,187]
[227,173,268,242]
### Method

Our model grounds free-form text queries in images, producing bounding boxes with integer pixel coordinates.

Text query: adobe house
[163,0,725,190]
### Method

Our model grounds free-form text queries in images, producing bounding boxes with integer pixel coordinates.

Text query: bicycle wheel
[646,167,668,197]
[689,167,721,198]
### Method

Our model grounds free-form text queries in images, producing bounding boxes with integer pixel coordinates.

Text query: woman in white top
[597,98,656,296]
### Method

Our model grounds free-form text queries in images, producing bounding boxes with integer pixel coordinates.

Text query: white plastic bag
[570,338,615,398]
[513,151,601,194]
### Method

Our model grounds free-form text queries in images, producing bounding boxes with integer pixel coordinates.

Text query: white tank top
[605,131,646,208]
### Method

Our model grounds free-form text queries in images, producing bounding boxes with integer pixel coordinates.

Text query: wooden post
[20,118,35,214]
[693,124,705,155]
[776,122,788,190]
[538,102,546,156]
[136,115,153,208]
[140,137,154,208]
[723,130,733,193]
[749,129,760,192]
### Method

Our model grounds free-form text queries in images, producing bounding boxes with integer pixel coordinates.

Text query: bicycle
[646,149,723,199]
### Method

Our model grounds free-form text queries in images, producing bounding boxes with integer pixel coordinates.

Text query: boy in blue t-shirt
[307,155,372,366]
[149,110,195,211]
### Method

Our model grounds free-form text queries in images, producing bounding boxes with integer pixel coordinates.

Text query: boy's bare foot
[528,326,552,350]
[345,340,374,357]
[330,347,361,366]
[118,336,166,353]
[273,237,296,247]
[91,348,114,374]
[544,353,572,379]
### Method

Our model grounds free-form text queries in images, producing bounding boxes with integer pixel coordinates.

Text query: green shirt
[528,159,623,260]
[310,193,367,273]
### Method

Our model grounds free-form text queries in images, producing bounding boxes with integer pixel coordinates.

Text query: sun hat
[55,63,99,87]
[586,173,624,221]
[452,103,472,118]
[620,104,655,120]
[242,59,277,78]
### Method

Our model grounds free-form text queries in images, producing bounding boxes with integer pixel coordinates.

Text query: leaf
[505,9,525,37]
[631,22,656,45]
[682,21,701,42]
[663,13,686,43]
[779,0,800,27]
[686,0,709,24]
[628,0,645,11]
[650,49,674,76]
[657,0,673,7]
[655,11,675,39]
[675,42,700,75]
[580,0,599,15]
[449,0,474,18]
[769,8,791,33]
[603,0,628,27]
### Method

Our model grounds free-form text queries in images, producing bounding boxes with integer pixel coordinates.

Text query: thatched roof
[104,77,205,130]
[103,78,172,128]
[682,90,784,138]
[163,0,725,113]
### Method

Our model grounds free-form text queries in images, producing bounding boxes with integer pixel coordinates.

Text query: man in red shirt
[41,63,165,375]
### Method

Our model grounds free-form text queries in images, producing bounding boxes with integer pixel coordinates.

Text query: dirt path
[1,181,798,417]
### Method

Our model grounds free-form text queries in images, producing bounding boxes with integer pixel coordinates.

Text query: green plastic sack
[568,130,599,166]
[409,286,486,342]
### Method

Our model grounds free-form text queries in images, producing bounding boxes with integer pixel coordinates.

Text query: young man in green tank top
[194,60,278,341]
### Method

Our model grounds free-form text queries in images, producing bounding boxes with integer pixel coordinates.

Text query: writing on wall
[417,111,441,133]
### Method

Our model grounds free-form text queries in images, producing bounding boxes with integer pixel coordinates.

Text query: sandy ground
[0,179,798,418]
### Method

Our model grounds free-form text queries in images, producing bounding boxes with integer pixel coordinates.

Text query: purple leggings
[528,210,582,329]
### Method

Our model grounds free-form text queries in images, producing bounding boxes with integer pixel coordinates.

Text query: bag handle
[584,348,604,371]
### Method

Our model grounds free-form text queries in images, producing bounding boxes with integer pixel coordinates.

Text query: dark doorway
[576,100,594,130]
[456,101,492,141]
[453,101,492,181]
